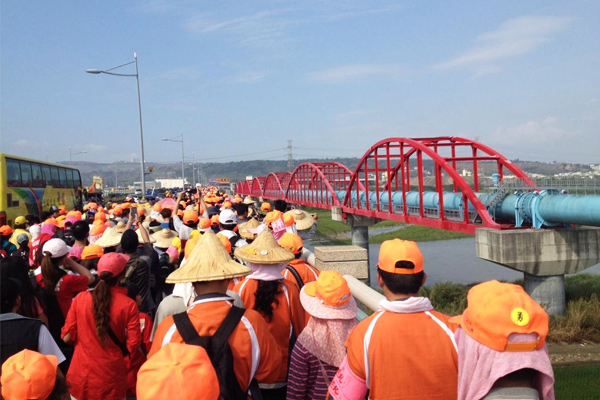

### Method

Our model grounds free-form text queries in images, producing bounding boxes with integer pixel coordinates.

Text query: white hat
[42,238,71,258]
[218,209,238,225]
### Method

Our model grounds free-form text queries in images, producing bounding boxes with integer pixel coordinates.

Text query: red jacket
[62,287,142,400]
[127,312,153,397]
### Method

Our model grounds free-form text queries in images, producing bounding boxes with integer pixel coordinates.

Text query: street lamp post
[69,147,87,166]
[162,135,185,188]
[86,52,147,195]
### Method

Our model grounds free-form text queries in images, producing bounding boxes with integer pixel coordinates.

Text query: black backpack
[173,306,262,400]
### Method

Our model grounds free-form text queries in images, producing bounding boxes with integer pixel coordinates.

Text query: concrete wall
[476,227,600,276]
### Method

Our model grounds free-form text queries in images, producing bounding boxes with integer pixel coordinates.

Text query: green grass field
[305,207,473,244]
[553,364,600,399]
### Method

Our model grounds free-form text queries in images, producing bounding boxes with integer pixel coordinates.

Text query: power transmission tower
[287,140,293,171]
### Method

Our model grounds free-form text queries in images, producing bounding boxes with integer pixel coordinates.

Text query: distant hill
[67,157,593,187]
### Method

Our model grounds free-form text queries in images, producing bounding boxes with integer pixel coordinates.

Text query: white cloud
[435,16,573,75]
[308,64,404,84]
[185,10,296,49]
[493,116,579,146]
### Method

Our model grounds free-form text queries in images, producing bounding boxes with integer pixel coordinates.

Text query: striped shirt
[287,342,339,400]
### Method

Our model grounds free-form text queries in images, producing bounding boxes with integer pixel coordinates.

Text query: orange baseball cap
[260,202,271,211]
[67,210,82,219]
[198,218,211,232]
[283,213,294,227]
[112,207,123,216]
[94,212,107,222]
[137,343,219,400]
[90,223,107,236]
[1,349,58,400]
[58,206,67,215]
[177,209,184,218]
[222,201,232,209]
[264,210,283,227]
[153,203,163,212]
[183,210,199,225]
[449,280,549,352]
[0,225,15,236]
[44,217,59,227]
[278,233,303,254]
[210,215,220,225]
[377,239,424,275]
[81,244,104,260]
[88,202,98,210]
[304,271,352,307]
[216,233,232,253]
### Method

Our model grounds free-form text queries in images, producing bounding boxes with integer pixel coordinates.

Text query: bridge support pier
[476,227,600,316]
[332,207,380,284]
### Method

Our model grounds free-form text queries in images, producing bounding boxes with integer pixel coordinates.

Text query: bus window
[59,168,67,188]
[73,170,82,187]
[6,159,21,187]
[66,169,74,188]
[31,163,44,187]
[42,165,52,186]
[20,161,33,187]
[51,167,60,187]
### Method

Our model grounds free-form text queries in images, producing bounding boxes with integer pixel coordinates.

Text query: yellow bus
[0,153,83,226]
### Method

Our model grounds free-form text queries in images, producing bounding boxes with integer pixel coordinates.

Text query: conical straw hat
[137,223,156,244]
[152,228,178,248]
[285,209,315,231]
[95,227,123,248]
[114,221,128,233]
[166,231,251,283]
[243,196,255,205]
[234,230,294,265]
[238,218,261,240]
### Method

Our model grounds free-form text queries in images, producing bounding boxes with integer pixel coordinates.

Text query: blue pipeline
[287,189,600,229]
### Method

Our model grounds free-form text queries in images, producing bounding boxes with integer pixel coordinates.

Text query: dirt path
[548,342,600,365]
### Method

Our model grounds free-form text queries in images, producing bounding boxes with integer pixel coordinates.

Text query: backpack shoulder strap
[286,265,304,289]
[173,311,203,346]
[228,235,240,248]
[211,306,245,349]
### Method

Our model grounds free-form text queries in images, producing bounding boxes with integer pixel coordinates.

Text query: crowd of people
[0,187,555,400]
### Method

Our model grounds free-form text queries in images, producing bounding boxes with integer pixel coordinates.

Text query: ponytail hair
[253,280,282,323]
[41,252,61,295]
[92,271,119,344]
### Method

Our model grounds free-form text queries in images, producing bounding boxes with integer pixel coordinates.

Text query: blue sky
[1,0,599,165]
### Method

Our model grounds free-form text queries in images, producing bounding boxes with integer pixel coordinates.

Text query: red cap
[97,253,130,276]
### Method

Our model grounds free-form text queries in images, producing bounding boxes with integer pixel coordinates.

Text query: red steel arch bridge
[235,137,600,235]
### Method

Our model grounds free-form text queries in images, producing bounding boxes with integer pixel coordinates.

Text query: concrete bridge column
[332,207,380,284]
[476,227,600,316]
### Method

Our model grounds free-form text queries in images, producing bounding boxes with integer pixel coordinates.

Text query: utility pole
[287,139,293,171]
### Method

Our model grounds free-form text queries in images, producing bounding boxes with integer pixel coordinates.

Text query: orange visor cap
[1,350,58,400]
[137,343,219,400]
[81,244,104,260]
[304,270,351,307]
[260,202,271,211]
[449,280,549,352]
[183,210,199,225]
[278,233,303,254]
[377,239,423,275]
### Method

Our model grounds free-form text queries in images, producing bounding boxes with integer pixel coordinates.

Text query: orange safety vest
[234,279,306,384]
[150,296,282,389]
[345,310,458,399]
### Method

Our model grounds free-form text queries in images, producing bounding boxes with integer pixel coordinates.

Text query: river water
[307,238,600,288]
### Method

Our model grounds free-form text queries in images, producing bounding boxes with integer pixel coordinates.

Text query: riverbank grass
[305,207,473,244]
[420,274,600,344]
